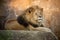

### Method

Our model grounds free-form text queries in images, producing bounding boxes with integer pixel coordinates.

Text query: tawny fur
[5,5,44,30]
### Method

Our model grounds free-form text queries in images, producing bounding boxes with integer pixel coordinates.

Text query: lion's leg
[28,25,51,32]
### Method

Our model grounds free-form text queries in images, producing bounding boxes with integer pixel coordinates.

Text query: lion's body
[5,6,44,30]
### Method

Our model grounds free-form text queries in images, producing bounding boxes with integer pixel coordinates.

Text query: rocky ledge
[0,29,58,40]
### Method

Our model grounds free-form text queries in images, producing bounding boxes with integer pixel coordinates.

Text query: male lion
[5,5,44,30]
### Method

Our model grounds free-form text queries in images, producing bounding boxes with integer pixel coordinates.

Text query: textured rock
[0,0,17,29]
[0,30,58,40]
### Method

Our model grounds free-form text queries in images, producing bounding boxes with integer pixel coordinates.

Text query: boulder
[0,30,58,40]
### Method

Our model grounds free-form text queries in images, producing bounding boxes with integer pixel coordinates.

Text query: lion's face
[24,6,43,25]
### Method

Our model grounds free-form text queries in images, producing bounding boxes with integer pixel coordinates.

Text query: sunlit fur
[5,5,44,30]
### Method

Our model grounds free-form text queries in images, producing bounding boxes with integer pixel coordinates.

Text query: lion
[5,5,44,30]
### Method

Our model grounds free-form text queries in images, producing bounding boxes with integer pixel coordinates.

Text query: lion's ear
[25,7,34,14]
[28,9,31,13]
[28,7,34,13]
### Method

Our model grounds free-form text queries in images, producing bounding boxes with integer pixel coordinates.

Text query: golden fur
[5,6,44,30]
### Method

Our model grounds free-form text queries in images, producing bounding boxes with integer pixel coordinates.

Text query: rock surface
[0,30,58,40]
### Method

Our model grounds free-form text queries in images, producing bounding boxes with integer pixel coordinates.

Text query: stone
[0,30,58,40]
